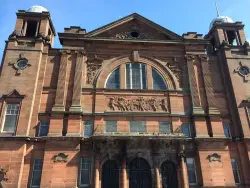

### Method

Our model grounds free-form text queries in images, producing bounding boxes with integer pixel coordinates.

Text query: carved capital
[60,50,70,55]
[199,54,209,62]
[185,55,196,62]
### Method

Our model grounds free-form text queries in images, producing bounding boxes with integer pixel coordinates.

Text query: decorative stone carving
[131,51,140,62]
[107,96,169,112]
[35,33,51,43]
[199,54,209,62]
[8,53,31,75]
[220,40,230,48]
[86,55,103,85]
[207,153,221,162]
[0,166,8,182]
[166,58,182,81]
[185,55,196,62]
[8,30,21,39]
[234,61,250,82]
[52,153,68,163]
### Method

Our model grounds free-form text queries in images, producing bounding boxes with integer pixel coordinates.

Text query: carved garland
[107,96,169,112]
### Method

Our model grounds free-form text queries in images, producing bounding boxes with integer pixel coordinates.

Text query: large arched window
[152,68,167,89]
[105,63,168,90]
[106,67,120,89]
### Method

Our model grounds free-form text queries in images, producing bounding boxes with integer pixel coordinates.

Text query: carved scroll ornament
[107,96,169,112]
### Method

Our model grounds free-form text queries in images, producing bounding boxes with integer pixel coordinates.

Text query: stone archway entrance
[101,160,119,188]
[161,161,178,188]
[129,158,152,188]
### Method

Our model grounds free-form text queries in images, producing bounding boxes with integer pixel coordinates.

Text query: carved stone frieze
[166,57,182,81]
[52,153,68,163]
[107,96,169,112]
[86,55,103,85]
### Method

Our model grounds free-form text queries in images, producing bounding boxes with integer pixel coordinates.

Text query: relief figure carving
[107,96,169,112]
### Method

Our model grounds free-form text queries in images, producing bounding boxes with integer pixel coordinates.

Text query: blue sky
[0,0,250,60]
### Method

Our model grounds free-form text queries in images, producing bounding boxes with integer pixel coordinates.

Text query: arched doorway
[101,160,119,188]
[129,158,152,188]
[161,161,178,188]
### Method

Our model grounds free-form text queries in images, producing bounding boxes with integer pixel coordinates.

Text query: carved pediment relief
[106,96,169,112]
[85,13,181,41]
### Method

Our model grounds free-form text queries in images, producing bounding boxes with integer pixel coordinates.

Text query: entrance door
[101,160,119,188]
[161,161,178,188]
[129,158,152,188]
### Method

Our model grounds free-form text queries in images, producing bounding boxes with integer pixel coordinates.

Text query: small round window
[17,59,28,70]
[239,66,249,76]
[130,31,140,38]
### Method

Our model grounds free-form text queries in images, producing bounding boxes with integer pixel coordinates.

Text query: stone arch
[101,160,119,188]
[160,160,178,188]
[128,157,152,188]
[94,55,179,89]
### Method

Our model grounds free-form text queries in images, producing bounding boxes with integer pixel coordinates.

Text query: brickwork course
[0,5,249,188]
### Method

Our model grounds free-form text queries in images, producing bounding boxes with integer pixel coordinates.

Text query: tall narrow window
[152,68,167,89]
[2,104,20,133]
[30,159,43,187]
[84,120,93,137]
[231,159,241,184]
[26,21,38,37]
[186,158,197,185]
[159,122,171,133]
[39,120,49,136]
[80,158,91,186]
[130,121,146,132]
[106,67,120,89]
[106,120,117,132]
[182,123,191,137]
[126,63,147,89]
[226,30,238,46]
[223,123,231,138]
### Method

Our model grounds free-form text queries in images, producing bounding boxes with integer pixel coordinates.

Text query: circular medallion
[239,66,249,76]
[16,59,28,70]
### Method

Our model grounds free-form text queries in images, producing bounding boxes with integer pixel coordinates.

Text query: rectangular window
[130,121,146,132]
[80,158,91,186]
[231,159,241,184]
[159,122,171,133]
[26,21,38,37]
[31,159,43,187]
[2,104,20,133]
[186,158,197,185]
[223,123,231,138]
[106,120,117,132]
[84,120,93,137]
[126,63,147,89]
[182,123,191,137]
[38,120,49,136]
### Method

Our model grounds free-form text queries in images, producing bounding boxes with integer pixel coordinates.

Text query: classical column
[179,150,189,188]
[70,50,86,112]
[120,157,128,188]
[52,50,69,112]
[185,55,204,115]
[199,55,220,115]
[94,154,100,188]
[155,166,161,188]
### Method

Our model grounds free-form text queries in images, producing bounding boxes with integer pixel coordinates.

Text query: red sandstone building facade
[0,5,250,188]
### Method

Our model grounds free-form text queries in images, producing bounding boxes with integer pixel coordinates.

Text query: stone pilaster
[179,147,189,188]
[69,50,86,112]
[185,55,204,115]
[199,55,220,115]
[94,154,100,188]
[52,50,69,112]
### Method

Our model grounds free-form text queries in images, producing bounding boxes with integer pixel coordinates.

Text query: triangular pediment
[85,13,181,40]
[2,89,25,99]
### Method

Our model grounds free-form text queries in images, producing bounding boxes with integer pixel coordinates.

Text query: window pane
[39,120,49,136]
[188,170,197,184]
[106,121,117,132]
[186,158,197,184]
[106,67,120,89]
[159,122,171,133]
[152,68,167,90]
[126,64,131,89]
[182,123,191,137]
[31,159,43,187]
[80,159,91,185]
[3,115,18,132]
[142,64,147,89]
[84,120,93,136]
[130,121,146,132]
[231,159,241,184]
[223,124,231,137]
[132,63,141,89]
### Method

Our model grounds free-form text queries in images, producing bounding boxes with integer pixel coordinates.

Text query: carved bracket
[8,53,31,75]
[52,153,68,163]
[107,96,169,112]
[234,61,250,82]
